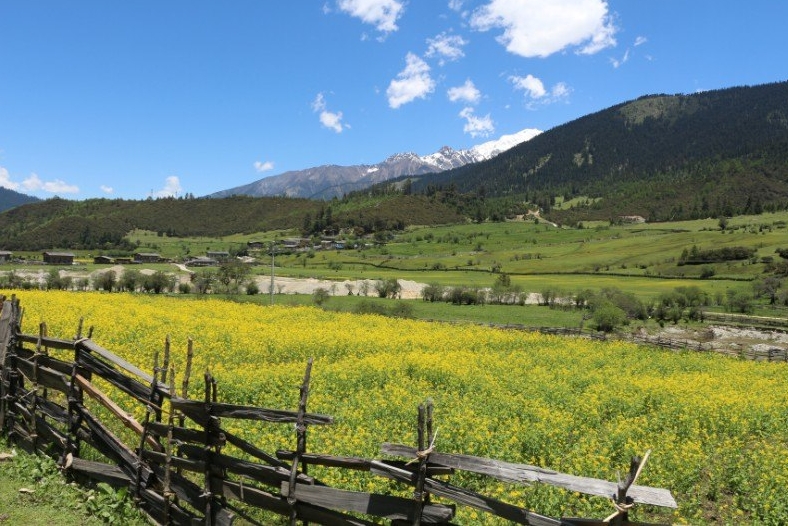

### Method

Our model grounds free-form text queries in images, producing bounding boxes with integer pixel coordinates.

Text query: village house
[281,238,310,251]
[93,255,114,264]
[206,251,230,262]
[186,256,218,267]
[42,251,75,265]
[0,251,13,263]
[133,253,161,263]
[619,215,647,224]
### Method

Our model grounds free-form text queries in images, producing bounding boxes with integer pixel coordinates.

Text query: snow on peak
[470,128,542,160]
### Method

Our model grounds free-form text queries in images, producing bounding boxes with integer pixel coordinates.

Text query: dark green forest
[407,80,788,222]
[0,194,464,250]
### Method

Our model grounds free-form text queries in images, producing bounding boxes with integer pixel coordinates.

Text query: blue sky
[1,1,787,200]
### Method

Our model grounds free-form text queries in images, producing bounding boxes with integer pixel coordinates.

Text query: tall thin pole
[270,242,275,306]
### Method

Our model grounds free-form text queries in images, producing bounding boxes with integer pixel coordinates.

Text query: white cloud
[0,167,20,191]
[21,173,79,194]
[337,0,404,33]
[459,107,495,137]
[100,185,114,194]
[448,79,481,104]
[426,32,468,64]
[386,53,436,109]
[448,0,464,11]
[470,0,617,58]
[154,176,182,198]
[312,93,348,133]
[510,74,571,105]
[254,161,275,173]
[634,36,647,46]
[0,166,79,194]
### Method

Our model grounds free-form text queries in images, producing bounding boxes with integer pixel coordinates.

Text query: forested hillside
[0,187,39,213]
[0,194,464,250]
[411,81,788,222]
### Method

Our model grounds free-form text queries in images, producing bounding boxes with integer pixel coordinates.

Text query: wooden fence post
[289,358,313,526]
[203,371,215,526]
[606,450,650,525]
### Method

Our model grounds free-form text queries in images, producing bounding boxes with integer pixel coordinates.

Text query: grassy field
[254,211,786,300]
[2,211,785,305]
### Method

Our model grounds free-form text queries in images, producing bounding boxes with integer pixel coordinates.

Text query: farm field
[4,290,788,524]
[4,212,786,305]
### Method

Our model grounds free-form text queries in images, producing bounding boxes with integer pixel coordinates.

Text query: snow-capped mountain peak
[208,127,542,200]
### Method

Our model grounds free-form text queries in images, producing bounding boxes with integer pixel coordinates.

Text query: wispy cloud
[459,107,494,138]
[470,0,617,58]
[312,93,348,133]
[154,176,182,198]
[426,32,468,65]
[447,79,481,104]
[634,36,647,46]
[100,185,114,194]
[386,53,436,108]
[337,0,404,34]
[510,74,571,105]
[254,160,275,173]
[610,48,629,68]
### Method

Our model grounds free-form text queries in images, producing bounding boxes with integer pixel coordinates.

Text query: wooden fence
[0,296,676,525]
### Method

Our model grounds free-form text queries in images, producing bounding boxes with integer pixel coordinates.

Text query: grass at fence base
[0,447,147,525]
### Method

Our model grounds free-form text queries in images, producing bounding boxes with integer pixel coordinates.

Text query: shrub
[312,287,330,305]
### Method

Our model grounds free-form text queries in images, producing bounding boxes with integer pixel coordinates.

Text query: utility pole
[270,242,275,305]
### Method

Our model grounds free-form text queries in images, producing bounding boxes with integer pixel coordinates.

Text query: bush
[389,302,414,318]
[245,282,260,295]
[312,287,330,305]
[353,300,387,316]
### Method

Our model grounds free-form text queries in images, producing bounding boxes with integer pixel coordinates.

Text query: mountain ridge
[208,128,542,199]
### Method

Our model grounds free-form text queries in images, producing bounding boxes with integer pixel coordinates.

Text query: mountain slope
[209,128,541,199]
[0,187,40,212]
[410,81,788,222]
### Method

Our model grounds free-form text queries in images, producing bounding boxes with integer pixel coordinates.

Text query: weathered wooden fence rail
[0,296,676,525]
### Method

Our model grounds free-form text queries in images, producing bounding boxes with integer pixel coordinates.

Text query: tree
[374,278,401,299]
[142,271,173,293]
[592,300,627,332]
[753,276,782,305]
[421,283,445,302]
[93,270,116,292]
[119,268,142,292]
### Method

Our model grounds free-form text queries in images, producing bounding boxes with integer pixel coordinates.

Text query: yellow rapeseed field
[5,290,788,524]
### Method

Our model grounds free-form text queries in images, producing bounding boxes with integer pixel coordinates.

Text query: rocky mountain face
[208,128,541,200]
